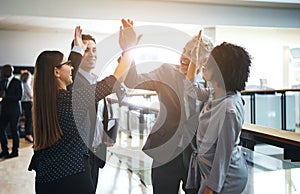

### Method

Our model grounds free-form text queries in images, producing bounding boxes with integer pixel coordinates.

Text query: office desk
[241,123,300,161]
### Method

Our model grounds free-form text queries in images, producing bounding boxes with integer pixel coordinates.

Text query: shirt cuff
[106,76,126,103]
[72,46,84,56]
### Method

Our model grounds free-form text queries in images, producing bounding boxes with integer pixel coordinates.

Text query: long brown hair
[33,51,63,150]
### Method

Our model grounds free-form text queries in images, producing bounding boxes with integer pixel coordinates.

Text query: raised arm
[186,30,202,80]
[113,18,139,81]
[69,26,87,81]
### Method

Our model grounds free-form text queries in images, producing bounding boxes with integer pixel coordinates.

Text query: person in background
[185,38,251,193]
[124,32,213,194]
[0,64,23,158]
[28,19,137,194]
[20,71,34,143]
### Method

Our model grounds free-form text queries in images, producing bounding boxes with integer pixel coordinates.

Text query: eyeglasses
[55,60,72,68]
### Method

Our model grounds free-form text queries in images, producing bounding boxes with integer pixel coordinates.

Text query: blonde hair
[192,34,214,61]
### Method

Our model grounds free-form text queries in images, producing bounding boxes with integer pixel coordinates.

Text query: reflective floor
[2,92,300,193]
[109,129,300,194]
[1,130,300,194]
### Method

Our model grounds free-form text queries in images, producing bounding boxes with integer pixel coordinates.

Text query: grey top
[124,63,204,165]
[184,81,248,193]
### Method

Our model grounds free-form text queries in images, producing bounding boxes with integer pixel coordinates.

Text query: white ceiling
[0,0,300,34]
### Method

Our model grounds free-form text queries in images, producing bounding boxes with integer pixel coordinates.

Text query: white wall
[1,0,300,88]
[213,26,300,88]
[0,25,193,78]
[1,26,300,90]
[0,30,107,67]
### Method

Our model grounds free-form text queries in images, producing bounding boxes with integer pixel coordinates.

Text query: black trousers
[88,150,100,193]
[0,109,20,153]
[151,152,198,194]
[35,157,94,194]
[21,101,33,136]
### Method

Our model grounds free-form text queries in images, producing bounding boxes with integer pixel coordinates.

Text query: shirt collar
[78,68,98,84]
[7,74,14,82]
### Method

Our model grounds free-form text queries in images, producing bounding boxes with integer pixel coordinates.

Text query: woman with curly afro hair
[185,38,252,194]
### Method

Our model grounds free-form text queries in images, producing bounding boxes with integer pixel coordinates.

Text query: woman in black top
[29,19,137,194]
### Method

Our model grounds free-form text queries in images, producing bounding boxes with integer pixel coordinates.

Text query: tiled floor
[0,139,35,194]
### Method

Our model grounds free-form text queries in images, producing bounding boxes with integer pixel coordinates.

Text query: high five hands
[113,18,142,81]
[119,18,142,51]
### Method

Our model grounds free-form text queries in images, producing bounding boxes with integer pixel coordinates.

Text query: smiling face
[54,57,74,89]
[179,39,195,74]
[80,39,97,73]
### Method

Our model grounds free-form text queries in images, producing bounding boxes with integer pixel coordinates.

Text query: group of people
[123,27,251,194]
[0,66,33,159]
[3,18,251,194]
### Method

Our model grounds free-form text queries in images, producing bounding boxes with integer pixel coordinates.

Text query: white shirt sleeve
[72,45,84,56]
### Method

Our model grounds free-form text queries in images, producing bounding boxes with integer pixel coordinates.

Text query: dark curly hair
[208,42,252,91]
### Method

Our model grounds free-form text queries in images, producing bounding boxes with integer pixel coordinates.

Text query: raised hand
[119,18,140,51]
[186,30,202,80]
[191,30,202,68]
[73,26,87,51]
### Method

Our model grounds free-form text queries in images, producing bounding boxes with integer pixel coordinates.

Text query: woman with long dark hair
[28,19,137,194]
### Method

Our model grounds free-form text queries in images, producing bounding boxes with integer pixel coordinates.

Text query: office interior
[1,0,300,193]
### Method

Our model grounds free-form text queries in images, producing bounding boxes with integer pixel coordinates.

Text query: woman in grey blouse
[185,38,252,194]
